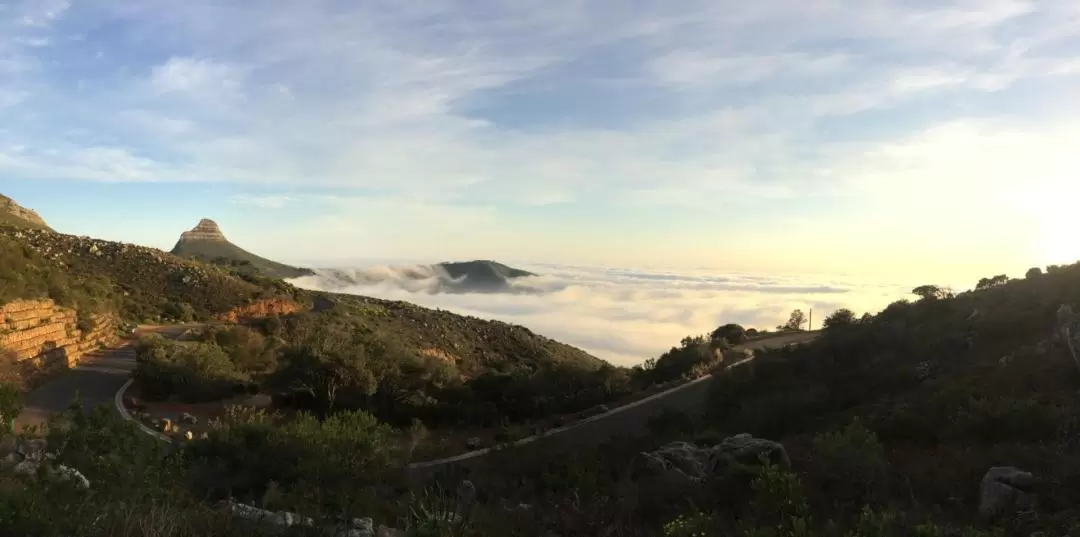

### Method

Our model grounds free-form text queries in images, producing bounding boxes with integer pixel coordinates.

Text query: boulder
[334,517,374,537]
[640,434,788,485]
[376,526,405,537]
[979,467,1036,522]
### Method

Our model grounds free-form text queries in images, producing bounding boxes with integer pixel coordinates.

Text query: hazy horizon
[288,261,970,366]
[2,1,1080,282]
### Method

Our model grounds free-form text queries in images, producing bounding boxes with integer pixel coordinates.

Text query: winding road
[408,330,821,472]
[14,325,191,435]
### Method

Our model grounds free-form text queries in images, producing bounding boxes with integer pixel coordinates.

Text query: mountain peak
[178,218,226,242]
[170,218,313,279]
[0,194,51,230]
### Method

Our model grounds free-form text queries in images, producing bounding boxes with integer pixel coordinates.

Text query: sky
[2,1,1080,283]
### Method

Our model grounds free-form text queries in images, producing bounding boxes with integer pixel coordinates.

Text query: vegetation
[171,236,314,280]
[0,225,297,323]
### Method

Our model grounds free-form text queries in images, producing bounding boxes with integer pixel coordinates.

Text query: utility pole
[809,308,813,331]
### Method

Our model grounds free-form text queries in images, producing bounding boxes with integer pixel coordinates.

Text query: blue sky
[2,0,1080,281]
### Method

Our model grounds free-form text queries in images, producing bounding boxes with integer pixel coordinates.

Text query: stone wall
[0,299,118,377]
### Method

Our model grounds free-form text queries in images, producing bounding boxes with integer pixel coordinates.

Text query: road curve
[408,330,821,472]
[14,325,192,435]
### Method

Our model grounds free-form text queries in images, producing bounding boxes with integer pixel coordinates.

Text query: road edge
[114,377,172,443]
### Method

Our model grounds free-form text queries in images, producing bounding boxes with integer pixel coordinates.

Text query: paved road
[15,343,137,434]
[408,330,821,472]
[14,325,192,435]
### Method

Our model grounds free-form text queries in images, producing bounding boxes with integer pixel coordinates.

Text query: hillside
[0,224,302,324]
[437,260,536,291]
[314,292,601,376]
[170,219,314,280]
[0,194,51,230]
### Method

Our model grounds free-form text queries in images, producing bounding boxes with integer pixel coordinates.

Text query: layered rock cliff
[0,299,116,386]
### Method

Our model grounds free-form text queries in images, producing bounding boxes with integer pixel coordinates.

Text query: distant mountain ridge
[297,260,539,294]
[170,219,314,280]
[0,194,51,230]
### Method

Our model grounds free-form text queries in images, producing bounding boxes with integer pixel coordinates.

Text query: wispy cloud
[1,0,1079,275]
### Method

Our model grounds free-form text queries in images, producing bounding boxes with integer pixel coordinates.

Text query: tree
[1025,267,1043,279]
[784,309,807,331]
[911,285,953,301]
[823,309,857,329]
[710,323,748,345]
[274,325,379,412]
[975,274,1009,290]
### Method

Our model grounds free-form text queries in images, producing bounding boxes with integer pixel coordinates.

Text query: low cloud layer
[289,263,913,366]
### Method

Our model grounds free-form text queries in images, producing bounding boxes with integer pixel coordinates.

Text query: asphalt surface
[15,343,137,434]
[409,330,821,473]
[14,325,192,435]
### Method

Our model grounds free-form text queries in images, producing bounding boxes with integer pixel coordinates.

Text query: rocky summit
[0,194,50,230]
[170,218,314,280]
[176,218,227,243]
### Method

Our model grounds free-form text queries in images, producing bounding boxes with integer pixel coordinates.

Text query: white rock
[55,465,90,489]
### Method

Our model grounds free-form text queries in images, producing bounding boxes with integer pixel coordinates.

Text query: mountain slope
[437,260,536,291]
[170,219,314,280]
[0,224,302,323]
[0,194,51,230]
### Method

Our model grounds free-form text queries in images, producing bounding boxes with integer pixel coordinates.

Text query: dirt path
[408,330,821,472]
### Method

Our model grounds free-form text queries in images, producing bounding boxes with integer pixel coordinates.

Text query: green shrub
[952,396,1063,443]
[137,341,247,402]
[810,421,887,504]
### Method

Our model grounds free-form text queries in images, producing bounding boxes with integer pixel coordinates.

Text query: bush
[809,421,887,505]
[137,341,248,402]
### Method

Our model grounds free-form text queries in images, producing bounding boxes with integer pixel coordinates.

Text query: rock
[1056,305,1080,372]
[979,467,1036,522]
[915,361,935,381]
[17,438,47,461]
[177,219,227,243]
[13,459,39,476]
[376,525,405,537]
[180,412,198,425]
[225,502,314,528]
[457,479,476,507]
[466,437,482,450]
[641,434,789,485]
[54,465,90,489]
[335,517,375,537]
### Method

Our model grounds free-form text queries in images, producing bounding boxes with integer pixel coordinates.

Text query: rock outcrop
[0,299,116,384]
[171,218,313,280]
[176,218,227,243]
[0,194,50,229]
[979,467,1036,525]
[1056,304,1080,372]
[640,434,789,485]
[216,298,305,323]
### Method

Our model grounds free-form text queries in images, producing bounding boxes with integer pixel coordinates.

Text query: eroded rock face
[640,434,789,485]
[177,218,227,243]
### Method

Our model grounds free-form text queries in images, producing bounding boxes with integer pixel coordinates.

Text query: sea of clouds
[288,263,916,366]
